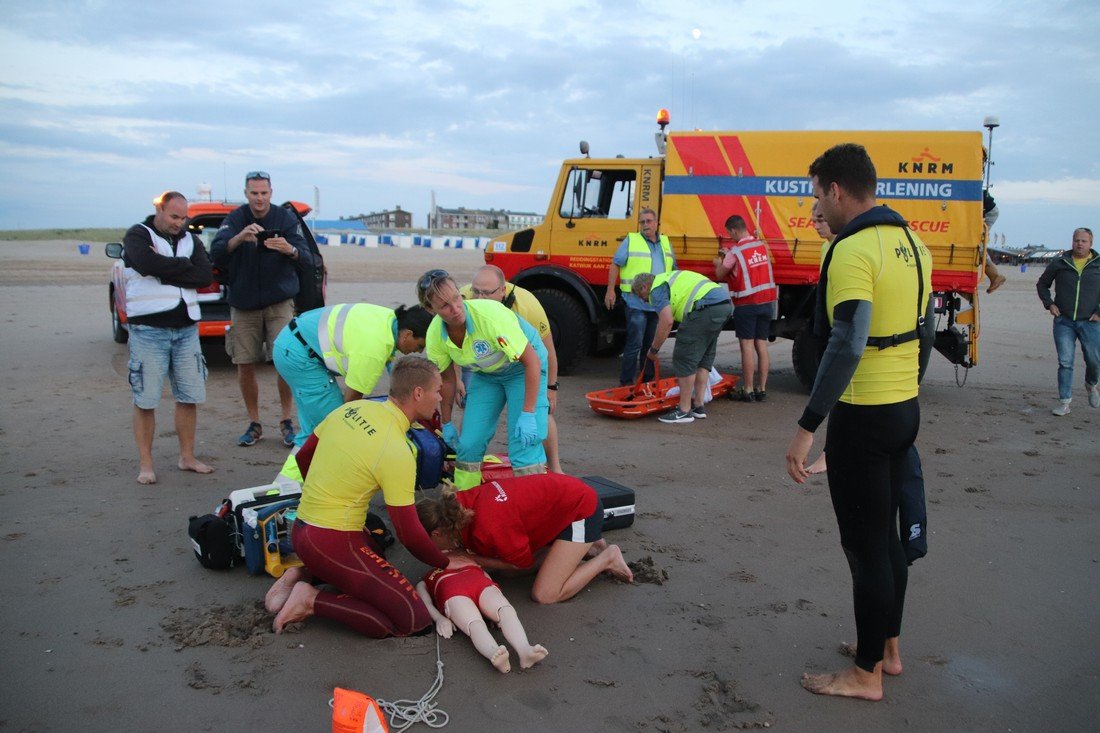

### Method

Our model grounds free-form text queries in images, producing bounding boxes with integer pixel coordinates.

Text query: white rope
[326,635,449,731]
[376,635,450,731]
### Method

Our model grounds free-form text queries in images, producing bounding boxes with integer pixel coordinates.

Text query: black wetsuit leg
[824,397,920,672]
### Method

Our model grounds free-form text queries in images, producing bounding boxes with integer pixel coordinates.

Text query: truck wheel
[791,328,821,392]
[110,290,128,344]
[534,289,591,375]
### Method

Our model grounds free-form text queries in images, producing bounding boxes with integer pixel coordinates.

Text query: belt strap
[289,319,332,372]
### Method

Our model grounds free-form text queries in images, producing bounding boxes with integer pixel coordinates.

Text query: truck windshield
[560,168,636,220]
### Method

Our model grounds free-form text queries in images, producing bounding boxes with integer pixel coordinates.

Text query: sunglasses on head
[418,269,450,292]
[245,170,271,182]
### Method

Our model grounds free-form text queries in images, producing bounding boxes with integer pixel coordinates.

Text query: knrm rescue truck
[484,112,987,388]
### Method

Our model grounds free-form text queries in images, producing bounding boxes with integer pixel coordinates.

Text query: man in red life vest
[713,215,778,402]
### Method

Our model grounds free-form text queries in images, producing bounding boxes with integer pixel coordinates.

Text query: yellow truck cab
[485,115,987,387]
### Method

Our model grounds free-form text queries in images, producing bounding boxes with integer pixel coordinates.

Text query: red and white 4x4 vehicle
[106,200,323,343]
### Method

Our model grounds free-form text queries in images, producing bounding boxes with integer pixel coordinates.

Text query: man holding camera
[211,171,314,447]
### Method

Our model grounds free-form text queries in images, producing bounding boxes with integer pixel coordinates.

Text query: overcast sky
[1,0,1096,247]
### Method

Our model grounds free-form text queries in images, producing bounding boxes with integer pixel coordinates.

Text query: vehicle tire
[534,288,591,375]
[110,289,128,344]
[791,327,821,392]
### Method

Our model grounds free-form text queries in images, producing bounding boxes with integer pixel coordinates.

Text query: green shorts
[672,301,732,377]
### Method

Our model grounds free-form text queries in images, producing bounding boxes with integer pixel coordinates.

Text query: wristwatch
[547,382,559,390]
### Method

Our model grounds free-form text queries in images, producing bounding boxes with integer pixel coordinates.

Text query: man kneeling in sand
[265,356,473,637]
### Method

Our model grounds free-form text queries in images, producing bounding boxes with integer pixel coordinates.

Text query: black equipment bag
[188,512,237,570]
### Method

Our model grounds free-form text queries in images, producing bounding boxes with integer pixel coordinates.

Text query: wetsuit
[293,399,449,637]
[799,205,933,673]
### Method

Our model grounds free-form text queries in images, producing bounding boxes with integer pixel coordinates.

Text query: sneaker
[1051,400,1071,417]
[753,390,767,402]
[736,388,755,403]
[658,408,695,424]
[238,421,263,446]
[279,419,297,447]
[1088,383,1100,409]
[691,405,707,419]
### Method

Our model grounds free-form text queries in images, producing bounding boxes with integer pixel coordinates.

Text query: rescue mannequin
[416,553,548,673]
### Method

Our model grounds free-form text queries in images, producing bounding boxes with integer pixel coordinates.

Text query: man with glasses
[604,208,676,385]
[121,191,215,484]
[460,265,563,472]
[211,171,314,447]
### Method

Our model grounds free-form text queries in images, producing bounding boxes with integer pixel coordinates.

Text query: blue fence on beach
[312,232,493,249]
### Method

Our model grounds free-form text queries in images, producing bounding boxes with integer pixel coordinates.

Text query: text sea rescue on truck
[484,111,987,388]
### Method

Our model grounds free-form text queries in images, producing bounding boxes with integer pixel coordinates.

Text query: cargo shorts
[128,324,207,410]
[227,298,295,364]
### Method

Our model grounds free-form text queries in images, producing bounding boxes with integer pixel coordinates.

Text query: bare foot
[801,667,883,701]
[265,566,309,613]
[987,274,1006,294]
[518,643,548,670]
[807,453,827,474]
[587,538,609,557]
[838,641,902,675]
[179,458,214,474]
[601,545,634,583]
[490,645,511,673]
[137,469,157,485]
[273,582,318,633]
[882,638,903,675]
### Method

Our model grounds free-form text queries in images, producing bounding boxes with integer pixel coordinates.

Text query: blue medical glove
[441,422,459,449]
[514,411,538,447]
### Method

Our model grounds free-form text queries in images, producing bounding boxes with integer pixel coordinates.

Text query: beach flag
[332,687,389,733]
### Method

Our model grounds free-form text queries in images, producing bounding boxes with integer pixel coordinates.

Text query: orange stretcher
[585,362,739,419]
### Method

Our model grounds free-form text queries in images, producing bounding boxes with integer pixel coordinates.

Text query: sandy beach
[0,239,1096,731]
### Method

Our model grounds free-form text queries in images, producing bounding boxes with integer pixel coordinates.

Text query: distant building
[431,206,543,231]
[357,206,412,229]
